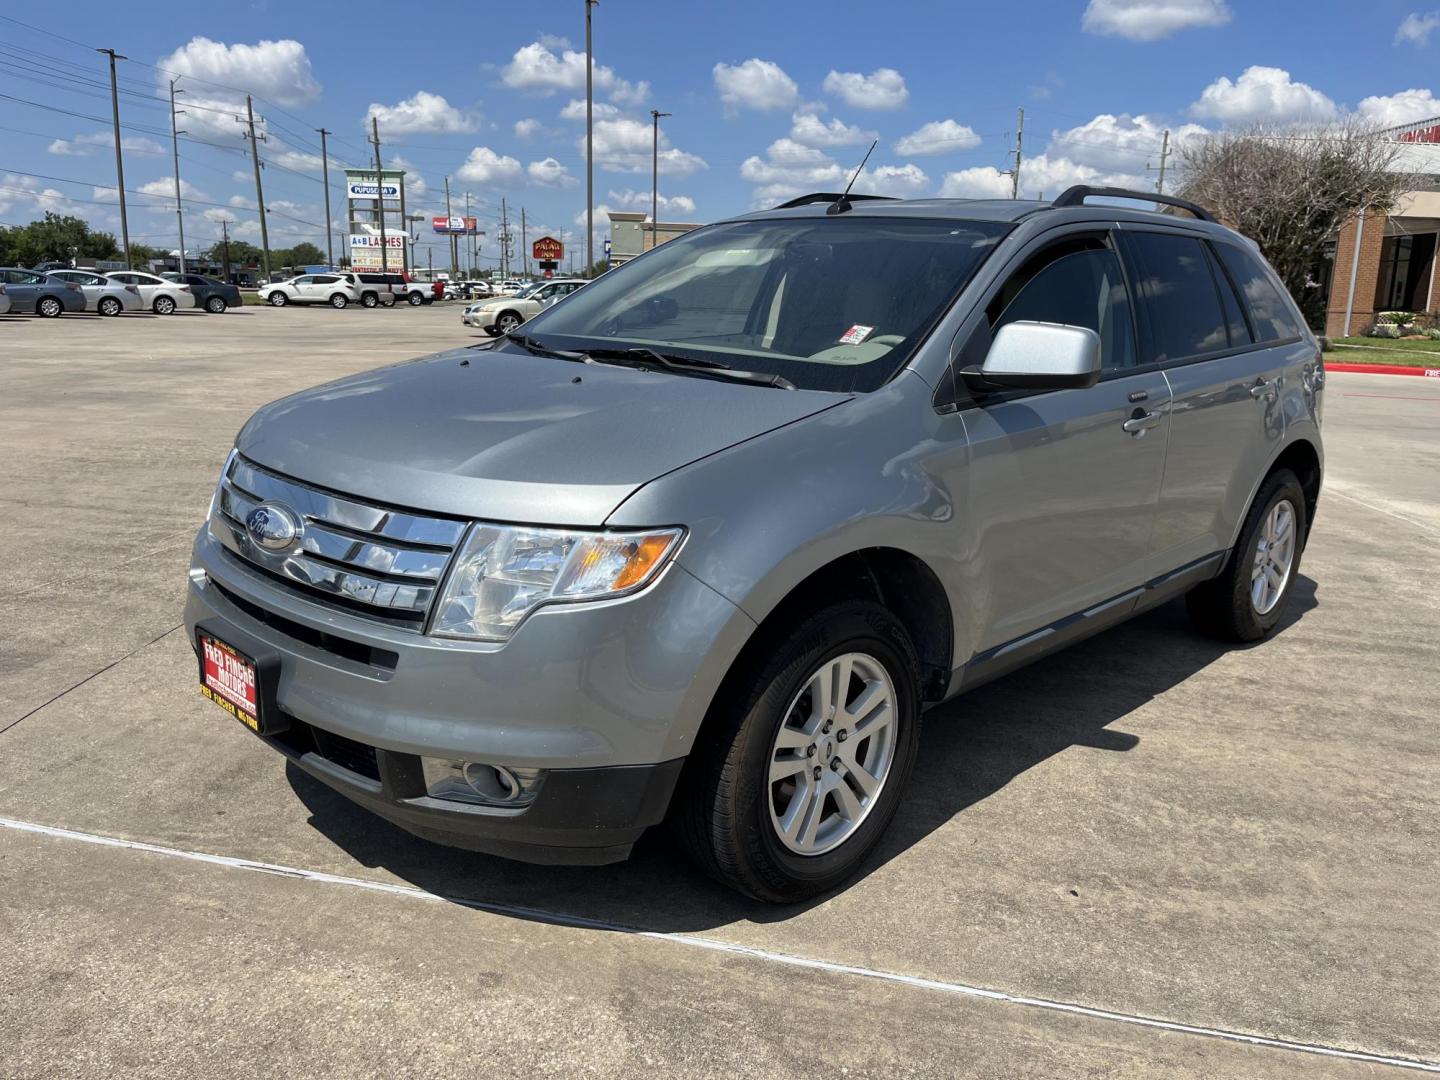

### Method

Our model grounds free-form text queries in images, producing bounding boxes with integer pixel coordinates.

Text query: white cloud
[228,194,255,209]
[939,153,1140,200]
[604,188,698,217]
[739,140,847,205]
[390,155,427,197]
[514,118,542,139]
[1396,11,1440,45]
[457,147,524,186]
[789,110,876,147]
[364,91,475,134]
[713,58,799,112]
[822,68,909,110]
[1047,113,1207,173]
[1082,0,1231,41]
[137,176,207,201]
[203,207,237,225]
[560,98,620,121]
[528,157,577,187]
[1189,66,1338,124]
[1356,88,1440,126]
[47,131,163,157]
[157,37,320,106]
[583,118,707,176]
[894,120,981,156]
[0,174,85,217]
[856,163,930,198]
[500,41,646,104]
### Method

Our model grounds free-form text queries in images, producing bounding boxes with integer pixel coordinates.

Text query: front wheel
[361,292,378,308]
[675,600,921,902]
[495,311,522,335]
[37,296,63,318]
[381,295,396,307]
[407,291,424,306]
[154,295,176,315]
[267,292,288,307]
[98,297,122,317]
[1186,468,1307,642]
[329,293,348,309]
[205,296,227,314]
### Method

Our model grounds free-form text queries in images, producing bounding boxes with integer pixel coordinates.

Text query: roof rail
[772,192,898,210]
[1051,185,1215,223]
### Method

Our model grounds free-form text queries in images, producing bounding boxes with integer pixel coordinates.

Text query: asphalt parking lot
[2,305,1437,1078]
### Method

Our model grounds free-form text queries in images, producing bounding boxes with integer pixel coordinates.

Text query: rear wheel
[361,292,378,308]
[329,293,348,309]
[407,291,424,306]
[495,310,522,334]
[1186,468,1307,642]
[205,295,227,314]
[381,295,396,307]
[37,296,63,318]
[268,292,288,307]
[154,295,176,315]
[98,297,122,317]
[675,600,921,902]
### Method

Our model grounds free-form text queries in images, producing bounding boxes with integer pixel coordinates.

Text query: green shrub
[1375,311,1413,325]
[1370,323,1402,338]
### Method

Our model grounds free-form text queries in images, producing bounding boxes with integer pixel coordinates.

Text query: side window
[986,237,1136,371]
[292,276,313,286]
[15,271,43,284]
[1213,242,1303,342]
[1125,232,1229,362]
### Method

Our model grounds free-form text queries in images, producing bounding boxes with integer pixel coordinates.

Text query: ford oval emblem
[245,503,302,552]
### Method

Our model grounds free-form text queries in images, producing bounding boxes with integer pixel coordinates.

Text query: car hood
[236,346,844,525]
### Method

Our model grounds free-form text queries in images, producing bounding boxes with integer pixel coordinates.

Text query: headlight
[431,523,683,641]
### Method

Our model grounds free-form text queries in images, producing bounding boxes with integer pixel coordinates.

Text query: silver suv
[186,186,1323,901]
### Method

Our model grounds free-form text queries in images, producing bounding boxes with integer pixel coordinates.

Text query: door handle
[1122,409,1161,434]
[1250,378,1275,399]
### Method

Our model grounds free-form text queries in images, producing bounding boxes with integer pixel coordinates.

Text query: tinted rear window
[1214,242,1303,342]
[1126,232,1229,362]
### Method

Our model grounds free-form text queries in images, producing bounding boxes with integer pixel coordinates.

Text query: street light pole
[97,48,131,268]
[650,109,671,253]
[585,0,598,278]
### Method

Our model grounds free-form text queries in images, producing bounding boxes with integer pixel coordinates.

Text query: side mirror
[962,321,1102,392]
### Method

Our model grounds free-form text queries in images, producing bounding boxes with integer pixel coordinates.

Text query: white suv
[259,274,360,309]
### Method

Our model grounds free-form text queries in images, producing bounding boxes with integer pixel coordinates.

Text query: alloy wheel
[1251,498,1296,615]
[767,652,898,856]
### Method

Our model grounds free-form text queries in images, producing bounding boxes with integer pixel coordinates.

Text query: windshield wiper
[583,346,797,390]
[503,331,586,362]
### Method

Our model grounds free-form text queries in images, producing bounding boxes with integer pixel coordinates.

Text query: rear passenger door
[6,269,43,309]
[1120,228,1306,572]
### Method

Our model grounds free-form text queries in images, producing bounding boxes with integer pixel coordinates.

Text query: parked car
[0,284,10,316]
[258,274,360,309]
[462,279,587,334]
[0,268,87,316]
[46,269,143,316]
[104,270,195,314]
[495,279,524,296]
[339,272,399,308]
[161,273,243,313]
[458,280,493,300]
[186,186,1323,901]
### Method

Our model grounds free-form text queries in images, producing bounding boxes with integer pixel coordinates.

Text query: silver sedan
[47,269,143,316]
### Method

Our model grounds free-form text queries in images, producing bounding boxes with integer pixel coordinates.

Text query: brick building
[1325,117,1440,337]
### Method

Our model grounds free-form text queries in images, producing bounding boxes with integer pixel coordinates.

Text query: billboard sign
[532,236,564,261]
[347,180,401,199]
[432,215,478,234]
[349,233,405,269]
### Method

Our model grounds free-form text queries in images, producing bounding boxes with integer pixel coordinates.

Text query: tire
[495,311,522,335]
[37,296,63,318]
[407,291,425,306]
[361,292,378,308]
[268,292,288,307]
[1186,468,1307,643]
[98,297,122,317]
[329,293,348,309]
[154,295,176,315]
[205,296,227,314]
[381,295,396,308]
[675,599,922,902]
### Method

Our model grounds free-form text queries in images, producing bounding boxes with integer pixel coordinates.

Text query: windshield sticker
[838,324,875,345]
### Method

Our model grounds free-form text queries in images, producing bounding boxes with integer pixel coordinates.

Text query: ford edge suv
[185,186,1323,901]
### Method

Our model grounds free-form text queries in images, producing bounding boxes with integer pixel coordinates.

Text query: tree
[0,213,119,267]
[202,239,263,267]
[285,242,326,267]
[1178,120,1415,329]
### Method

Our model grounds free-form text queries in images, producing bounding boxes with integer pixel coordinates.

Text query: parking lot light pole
[97,49,131,269]
[650,109,671,252]
[169,80,187,274]
[316,128,334,269]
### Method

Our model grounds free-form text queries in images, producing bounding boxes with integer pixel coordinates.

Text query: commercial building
[1326,117,1440,336]
[606,210,701,267]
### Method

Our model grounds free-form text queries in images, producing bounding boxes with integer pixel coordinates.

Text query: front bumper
[461,311,496,329]
[184,526,754,863]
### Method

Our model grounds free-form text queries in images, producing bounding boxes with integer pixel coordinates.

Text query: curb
[1325,362,1440,377]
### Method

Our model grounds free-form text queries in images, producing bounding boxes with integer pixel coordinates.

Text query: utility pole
[370,116,388,273]
[1009,106,1024,199]
[1150,128,1172,195]
[500,198,510,280]
[585,0,598,278]
[244,95,272,282]
[168,79,187,274]
[650,109,671,251]
[521,207,529,278]
[444,176,457,280]
[464,191,474,275]
[220,217,231,283]
[97,48,131,268]
[316,127,334,268]
[398,176,408,274]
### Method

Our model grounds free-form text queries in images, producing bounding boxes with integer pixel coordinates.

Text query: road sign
[532,236,563,261]
[433,216,478,235]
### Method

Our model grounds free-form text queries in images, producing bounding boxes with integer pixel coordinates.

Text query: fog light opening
[421,756,545,808]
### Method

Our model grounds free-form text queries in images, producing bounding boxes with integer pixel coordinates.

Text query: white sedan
[48,269,143,316]
[104,270,196,314]
[258,274,360,309]
[462,279,587,334]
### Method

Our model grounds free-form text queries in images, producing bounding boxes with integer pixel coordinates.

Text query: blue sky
[2,1,1437,269]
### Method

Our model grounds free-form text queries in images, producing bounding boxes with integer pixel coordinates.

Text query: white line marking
[1326,485,1440,538]
[2,814,1436,1074]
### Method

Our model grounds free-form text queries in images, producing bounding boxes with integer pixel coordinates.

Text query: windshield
[520,216,1008,392]
[514,281,547,299]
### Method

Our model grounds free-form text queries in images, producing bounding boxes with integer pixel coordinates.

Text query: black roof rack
[1051,185,1215,223]
[772,192,899,210]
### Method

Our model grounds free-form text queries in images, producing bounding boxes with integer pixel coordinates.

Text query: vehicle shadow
[288,578,1318,931]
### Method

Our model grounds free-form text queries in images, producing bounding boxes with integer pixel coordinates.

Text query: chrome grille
[210,454,467,625]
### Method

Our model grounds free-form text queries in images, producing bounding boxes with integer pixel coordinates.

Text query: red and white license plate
[198,633,260,731]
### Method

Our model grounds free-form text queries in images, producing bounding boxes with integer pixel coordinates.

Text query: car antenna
[827,139,878,215]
